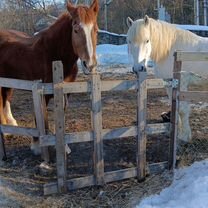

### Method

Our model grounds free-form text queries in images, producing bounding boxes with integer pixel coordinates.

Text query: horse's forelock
[149,19,179,62]
[77,6,97,24]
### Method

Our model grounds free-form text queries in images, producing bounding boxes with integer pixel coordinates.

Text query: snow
[176,24,208,31]
[99,29,127,37]
[96,44,130,66]
[137,160,208,208]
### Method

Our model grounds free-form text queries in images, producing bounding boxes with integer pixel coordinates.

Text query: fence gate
[0,61,178,195]
[172,51,208,168]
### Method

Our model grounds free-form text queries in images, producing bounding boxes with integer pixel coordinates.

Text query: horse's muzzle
[81,60,97,75]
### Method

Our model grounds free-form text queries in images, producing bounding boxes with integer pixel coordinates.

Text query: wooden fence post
[53,61,67,193]
[169,52,181,169]
[136,71,147,181]
[91,72,104,185]
[32,82,50,162]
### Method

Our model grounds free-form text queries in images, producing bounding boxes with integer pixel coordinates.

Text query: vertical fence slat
[91,73,104,185]
[136,71,147,181]
[169,53,181,169]
[53,61,67,193]
[32,82,49,162]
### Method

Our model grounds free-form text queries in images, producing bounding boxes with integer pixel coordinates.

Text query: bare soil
[0,72,207,208]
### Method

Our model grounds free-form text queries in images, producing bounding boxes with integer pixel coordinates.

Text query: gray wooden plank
[44,161,168,195]
[0,78,38,90]
[44,175,95,195]
[169,54,181,169]
[32,82,49,162]
[40,123,170,147]
[53,61,67,193]
[0,125,39,137]
[136,71,147,181]
[179,91,208,102]
[176,51,208,62]
[91,73,104,186]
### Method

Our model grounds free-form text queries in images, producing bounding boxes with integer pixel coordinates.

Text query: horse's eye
[146,40,149,43]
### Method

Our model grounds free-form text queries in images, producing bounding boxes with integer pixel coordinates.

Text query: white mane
[129,18,202,63]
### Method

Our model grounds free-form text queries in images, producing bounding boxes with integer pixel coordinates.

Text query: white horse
[126,15,208,142]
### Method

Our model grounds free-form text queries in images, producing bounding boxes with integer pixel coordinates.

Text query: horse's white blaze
[81,23,93,64]
[3,101,17,126]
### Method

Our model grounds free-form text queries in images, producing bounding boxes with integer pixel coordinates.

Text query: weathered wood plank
[105,168,137,183]
[0,125,39,137]
[136,71,147,181]
[91,73,104,185]
[146,123,170,135]
[44,175,95,195]
[0,77,38,90]
[32,82,49,162]
[63,82,91,94]
[40,131,93,147]
[176,51,208,62]
[169,56,181,169]
[42,78,170,95]
[105,161,168,183]
[146,79,165,89]
[40,123,170,147]
[53,61,67,193]
[102,126,137,140]
[102,80,137,91]
[179,91,208,102]
[44,162,168,195]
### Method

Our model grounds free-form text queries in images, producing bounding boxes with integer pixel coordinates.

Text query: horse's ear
[126,17,133,28]
[67,1,76,16]
[90,0,99,15]
[144,15,149,25]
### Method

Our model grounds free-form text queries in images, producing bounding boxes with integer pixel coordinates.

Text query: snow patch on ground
[137,160,208,208]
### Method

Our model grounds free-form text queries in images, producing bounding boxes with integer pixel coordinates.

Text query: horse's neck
[35,14,78,64]
[175,29,208,51]
[150,19,208,63]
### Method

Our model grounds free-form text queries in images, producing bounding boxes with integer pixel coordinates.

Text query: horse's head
[126,15,152,73]
[67,0,99,74]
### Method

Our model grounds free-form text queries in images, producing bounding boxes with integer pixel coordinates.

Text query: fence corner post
[169,52,181,170]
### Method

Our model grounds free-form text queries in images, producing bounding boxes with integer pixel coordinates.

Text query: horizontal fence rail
[39,123,170,147]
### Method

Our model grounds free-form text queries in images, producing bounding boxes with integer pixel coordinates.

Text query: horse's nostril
[83,61,87,68]
[132,67,135,72]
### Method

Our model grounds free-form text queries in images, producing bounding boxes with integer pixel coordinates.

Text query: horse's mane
[33,13,71,44]
[131,18,201,62]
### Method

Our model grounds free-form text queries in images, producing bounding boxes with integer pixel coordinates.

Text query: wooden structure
[170,51,208,169]
[0,61,179,195]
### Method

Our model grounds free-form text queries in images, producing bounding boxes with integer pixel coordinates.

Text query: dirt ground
[0,70,207,208]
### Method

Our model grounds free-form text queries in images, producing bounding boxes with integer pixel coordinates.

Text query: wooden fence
[0,61,178,195]
[170,51,208,168]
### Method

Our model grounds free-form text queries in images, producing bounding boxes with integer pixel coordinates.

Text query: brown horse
[0,0,99,153]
